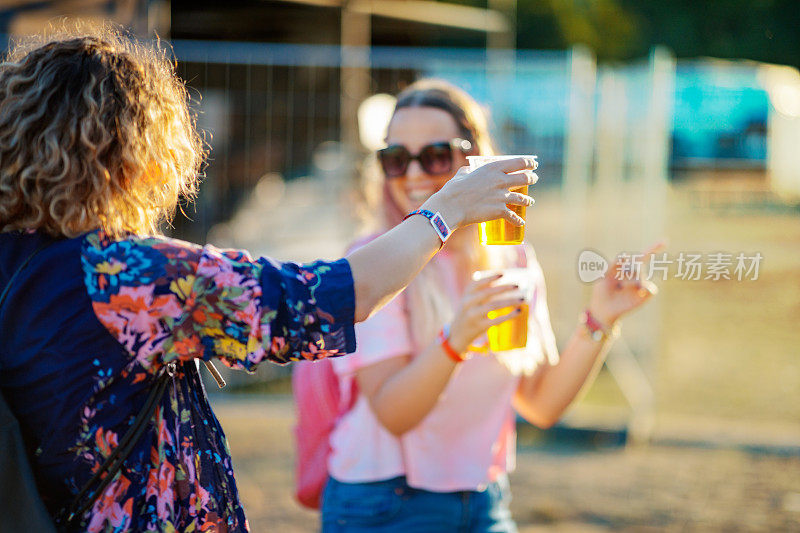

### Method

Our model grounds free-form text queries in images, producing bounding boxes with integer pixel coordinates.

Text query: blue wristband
[403,209,452,247]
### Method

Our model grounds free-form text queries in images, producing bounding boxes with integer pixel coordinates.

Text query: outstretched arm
[348,157,537,322]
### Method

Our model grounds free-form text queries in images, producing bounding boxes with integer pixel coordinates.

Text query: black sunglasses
[377,138,473,179]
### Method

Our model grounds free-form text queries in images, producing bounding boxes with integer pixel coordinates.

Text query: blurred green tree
[443,0,800,66]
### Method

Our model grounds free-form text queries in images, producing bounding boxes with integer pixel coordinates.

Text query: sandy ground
[212,396,800,533]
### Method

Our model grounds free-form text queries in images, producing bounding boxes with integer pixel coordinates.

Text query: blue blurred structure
[672,62,768,165]
[429,57,769,169]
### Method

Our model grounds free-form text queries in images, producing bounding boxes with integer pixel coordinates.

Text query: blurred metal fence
[168,41,573,242]
[166,40,774,243]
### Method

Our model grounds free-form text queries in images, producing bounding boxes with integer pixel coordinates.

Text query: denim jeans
[321,475,518,533]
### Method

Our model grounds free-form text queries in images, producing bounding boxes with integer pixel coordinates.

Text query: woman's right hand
[347,157,536,323]
[447,273,524,355]
[422,157,538,231]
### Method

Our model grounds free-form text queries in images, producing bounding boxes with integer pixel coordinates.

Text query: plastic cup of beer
[467,155,537,246]
[474,268,533,352]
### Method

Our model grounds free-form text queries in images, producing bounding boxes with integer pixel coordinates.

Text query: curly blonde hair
[0,24,204,238]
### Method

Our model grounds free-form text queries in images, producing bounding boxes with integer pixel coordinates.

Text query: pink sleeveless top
[328,248,558,492]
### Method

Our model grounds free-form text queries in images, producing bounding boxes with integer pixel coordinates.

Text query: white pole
[624,46,674,443]
[642,46,674,248]
[560,46,596,331]
[595,66,627,241]
[763,64,800,203]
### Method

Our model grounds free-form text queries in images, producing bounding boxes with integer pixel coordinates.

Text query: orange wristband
[438,325,464,363]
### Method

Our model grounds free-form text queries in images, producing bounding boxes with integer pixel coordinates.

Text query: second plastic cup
[467,155,537,245]
[474,268,533,352]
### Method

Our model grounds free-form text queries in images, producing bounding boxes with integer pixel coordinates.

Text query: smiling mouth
[406,188,437,203]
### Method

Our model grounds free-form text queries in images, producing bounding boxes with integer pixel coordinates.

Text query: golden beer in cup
[467,155,537,246]
[487,302,529,351]
[474,268,533,352]
[480,185,528,245]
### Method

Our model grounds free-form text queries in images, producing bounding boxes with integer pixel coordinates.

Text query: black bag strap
[0,239,175,528]
[62,363,174,525]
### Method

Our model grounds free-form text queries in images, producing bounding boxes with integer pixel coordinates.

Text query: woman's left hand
[588,242,666,326]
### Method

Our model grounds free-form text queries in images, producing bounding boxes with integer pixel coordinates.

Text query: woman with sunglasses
[320,79,660,532]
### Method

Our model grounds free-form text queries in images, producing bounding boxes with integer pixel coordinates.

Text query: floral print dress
[0,229,356,532]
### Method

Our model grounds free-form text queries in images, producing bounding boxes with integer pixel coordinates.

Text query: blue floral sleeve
[81,230,356,372]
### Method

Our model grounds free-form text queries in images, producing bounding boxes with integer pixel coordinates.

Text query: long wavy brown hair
[370,79,519,355]
[0,24,204,238]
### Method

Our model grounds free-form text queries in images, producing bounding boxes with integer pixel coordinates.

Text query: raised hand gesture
[588,243,666,326]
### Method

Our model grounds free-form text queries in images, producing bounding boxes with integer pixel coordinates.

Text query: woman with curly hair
[0,27,535,531]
